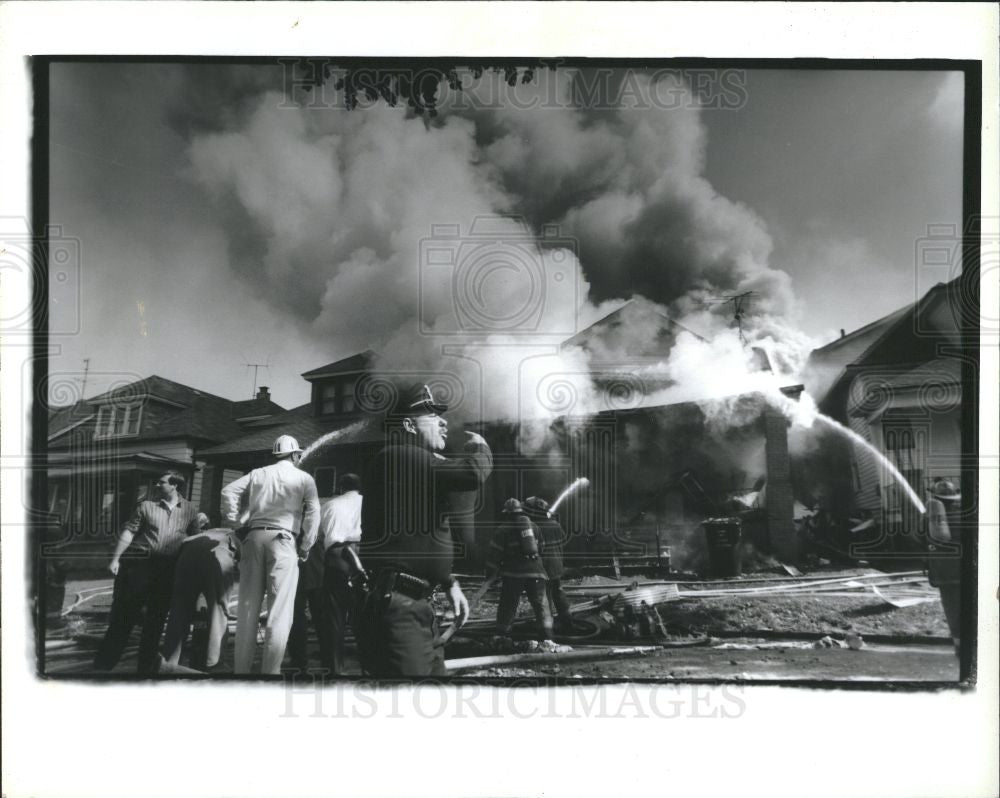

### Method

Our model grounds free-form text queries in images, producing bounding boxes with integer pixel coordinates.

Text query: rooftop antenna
[243,363,270,399]
[76,358,91,400]
[704,291,756,346]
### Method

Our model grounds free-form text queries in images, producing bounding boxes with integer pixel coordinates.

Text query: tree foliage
[295,60,538,117]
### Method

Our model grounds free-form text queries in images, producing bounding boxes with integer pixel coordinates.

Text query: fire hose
[440,476,593,645]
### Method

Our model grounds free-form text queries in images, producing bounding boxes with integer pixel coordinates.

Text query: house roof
[86,374,230,407]
[231,396,286,419]
[48,402,96,440]
[48,374,283,446]
[805,280,957,408]
[301,350,377,381]
[197,404,383,457]
[560,299,707,360]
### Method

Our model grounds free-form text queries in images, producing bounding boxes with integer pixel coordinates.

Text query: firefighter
[524,496,574,633]
[926,478,963,657]
[486,498,553,641]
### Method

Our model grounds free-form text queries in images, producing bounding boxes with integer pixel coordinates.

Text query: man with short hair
[93,470,200,673]
[358,384,492,677]
[222,434,320,675]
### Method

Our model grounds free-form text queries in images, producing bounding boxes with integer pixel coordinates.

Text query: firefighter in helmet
[524,495,573,633]
[926,478,962,657]
[486,498,553,640]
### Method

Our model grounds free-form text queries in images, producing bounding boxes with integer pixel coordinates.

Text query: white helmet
[272,434,302,456]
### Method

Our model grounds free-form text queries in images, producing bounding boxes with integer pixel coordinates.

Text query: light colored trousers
[235,529,300,674]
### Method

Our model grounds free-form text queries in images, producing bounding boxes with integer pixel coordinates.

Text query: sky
[47,63,964,411]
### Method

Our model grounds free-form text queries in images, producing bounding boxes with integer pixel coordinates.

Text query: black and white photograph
[1,4,997,798]
[33,57,979,684]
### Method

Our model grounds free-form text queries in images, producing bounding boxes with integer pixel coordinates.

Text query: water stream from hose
[299,420,368,464]
[549,477,591,515]
[771,390,926,515]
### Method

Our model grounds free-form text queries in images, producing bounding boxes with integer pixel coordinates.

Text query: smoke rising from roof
[188,68,813,433]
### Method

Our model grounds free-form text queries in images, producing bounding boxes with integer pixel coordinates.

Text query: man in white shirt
[319,472,363,675]
[221,434,320,674]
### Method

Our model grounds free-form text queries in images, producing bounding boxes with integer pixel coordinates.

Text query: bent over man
[160,513,238,671]
[222,435,320,675]
[358,384,492,677]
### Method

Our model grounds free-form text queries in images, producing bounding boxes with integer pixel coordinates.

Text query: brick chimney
[763,384,804,563]
[256,386,270,402]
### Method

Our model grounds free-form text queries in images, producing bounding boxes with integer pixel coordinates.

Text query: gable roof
[805,280,959,412]
[48,375,283,447]
[560,299,707,361]
[302,350,377,381]
[86,374,229,407]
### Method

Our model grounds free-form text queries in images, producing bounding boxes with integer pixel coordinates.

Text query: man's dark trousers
[358,589,445,677]
[321,544,357,676]
[496,577,553,639]
[287,586,335,672]
[93,554,176,673]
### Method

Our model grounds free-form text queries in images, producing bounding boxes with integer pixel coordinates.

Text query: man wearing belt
[94,470,200,673]
[316,472,364,675]
[359,384,493,677]
[222,434,320,675]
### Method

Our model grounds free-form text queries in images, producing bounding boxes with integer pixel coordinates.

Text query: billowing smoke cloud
[187,67,813,442]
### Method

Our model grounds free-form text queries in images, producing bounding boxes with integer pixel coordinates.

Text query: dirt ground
[42,567,960,682]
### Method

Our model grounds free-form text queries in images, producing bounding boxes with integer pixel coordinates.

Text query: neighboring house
[46,378,284,559]
[197,350,385,502]
[803,279,963,546]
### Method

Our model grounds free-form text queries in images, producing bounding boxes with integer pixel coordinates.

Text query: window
[341,379,358,413]
[320,383,339,415]
[94,402,143,438]
[881,413,927,532]
[318,378,361,415]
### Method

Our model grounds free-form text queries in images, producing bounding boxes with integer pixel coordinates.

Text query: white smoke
[187,68,817,446]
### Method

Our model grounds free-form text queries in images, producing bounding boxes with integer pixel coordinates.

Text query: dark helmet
[501,497,524,515]
[929,479,961,502]
[523,496,551,518]
[389,383,448,418]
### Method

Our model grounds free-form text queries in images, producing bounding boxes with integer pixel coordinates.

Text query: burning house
[198,299,804,574]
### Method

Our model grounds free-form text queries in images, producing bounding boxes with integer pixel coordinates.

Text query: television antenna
[243,362,270,399]
[704,291,755,346]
